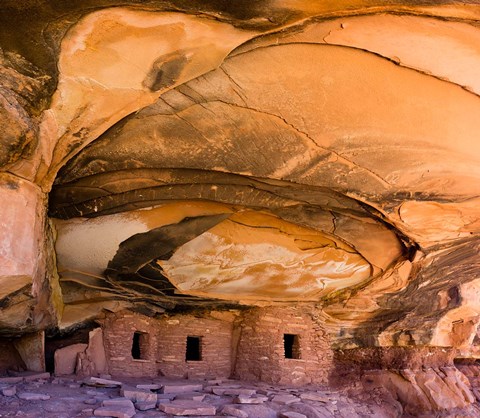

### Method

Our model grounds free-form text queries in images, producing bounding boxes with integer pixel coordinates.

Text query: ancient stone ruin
[1,1,480,417]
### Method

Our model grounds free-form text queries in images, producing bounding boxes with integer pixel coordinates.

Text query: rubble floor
[0,373,478,418]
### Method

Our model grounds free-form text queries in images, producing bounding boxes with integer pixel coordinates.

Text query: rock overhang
[0,0,478,352]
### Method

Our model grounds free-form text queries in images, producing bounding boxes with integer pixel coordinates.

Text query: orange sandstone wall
[0,340,26,375]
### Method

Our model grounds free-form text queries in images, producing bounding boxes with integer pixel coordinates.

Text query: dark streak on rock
[106,213,231,276]
[143,50,190,92]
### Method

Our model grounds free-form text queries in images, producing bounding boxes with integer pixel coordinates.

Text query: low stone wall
[102,312,158,377]
[102,310,234,378]
[100,306,332,383]
[234,306,333,385]
[157,315,233,379]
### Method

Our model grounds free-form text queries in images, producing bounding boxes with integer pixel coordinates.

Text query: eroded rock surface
[1,1,480,416]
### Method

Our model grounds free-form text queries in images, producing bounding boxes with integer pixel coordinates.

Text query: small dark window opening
[132,332,147,360]
[284,334,300,359]
[186,336,202,361]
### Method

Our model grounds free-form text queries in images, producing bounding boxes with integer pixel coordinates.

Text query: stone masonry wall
[102,311,158,377]
[156,314,233,379]
[102,310,234,379]
[234,306,333,385]
[101,306,332,384]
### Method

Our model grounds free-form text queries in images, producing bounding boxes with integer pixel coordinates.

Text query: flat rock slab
[175,392,206,401]
[84,377,123,388]
[210,387,228,395]
[159,400,216,416]
[289,403,330,418]
[257,389,277,396]
[271,394,300,404]
[207,379,223,385]
[1,386,16,396]
[222,405,249,417]
[136,383,162,390]
[299,393,329,403]
[224,388,257,396]
[235,405,277,418]
[0,377,23,384]
[18,392,51,400]
[161,384,204,394]
[94,405,136,418]
[12,372,51,382]
[54,343,87,376]
[280,412,308,418]
[234,395,268,404]
[135,400,157,410]
[121,387,157,402]
[103,398,135,408]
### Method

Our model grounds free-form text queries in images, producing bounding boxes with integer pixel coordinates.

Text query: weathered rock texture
[1,1,480,415]
[235,306,332,385]
[102,309,233,379]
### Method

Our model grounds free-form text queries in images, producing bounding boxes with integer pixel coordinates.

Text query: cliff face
[1,1,480,411]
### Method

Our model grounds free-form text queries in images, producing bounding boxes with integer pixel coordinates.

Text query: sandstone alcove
[1,1,480,416]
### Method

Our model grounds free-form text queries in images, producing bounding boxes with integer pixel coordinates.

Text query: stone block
[1,386,16,396]
[299,392,329,402]
[136,383,161,390]
[223,388,256,396]
[54,343,87,375]
[135,401,157,410]
[76,328,108,377]
[234,405,277,418]
[159,400,216,416]
[103,398,135,408]
[12,371,51,381]
[271,394,299,404]
[174,392,206,401]
[17,392,51,400]
[121,387,157,402]
[157,393,176,401]
[0,377,23,384]
[83,376,122,387]
[280,412,308,418]
[14,332,46,373]
[211,387,227,395]
[289,403,329,418]
[94,405,135,418]
[161,383,203,393]
[208,379,223,385]
[221,405,248,417]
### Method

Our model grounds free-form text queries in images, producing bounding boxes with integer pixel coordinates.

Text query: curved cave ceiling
[1,1,479,347]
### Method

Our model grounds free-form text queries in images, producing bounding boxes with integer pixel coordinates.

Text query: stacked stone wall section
[101,306,332,384]
[234,306,332,385]
[156,315,233,379]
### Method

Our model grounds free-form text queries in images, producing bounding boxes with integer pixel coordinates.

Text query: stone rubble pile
[1,371,480,417]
